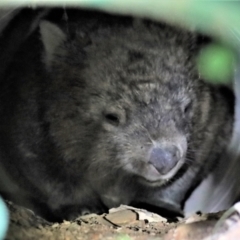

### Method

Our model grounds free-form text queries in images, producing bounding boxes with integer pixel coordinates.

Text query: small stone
[105,210,137,225]
[52,223,60,228]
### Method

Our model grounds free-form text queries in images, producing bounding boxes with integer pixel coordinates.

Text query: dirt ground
[4,201,240,240]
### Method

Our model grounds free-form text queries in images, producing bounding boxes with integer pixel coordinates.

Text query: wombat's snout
[149,145,181,176]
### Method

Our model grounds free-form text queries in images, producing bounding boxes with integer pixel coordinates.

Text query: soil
[5,201,240,240]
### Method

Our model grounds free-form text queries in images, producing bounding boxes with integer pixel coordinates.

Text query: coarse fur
[0,9,233,221]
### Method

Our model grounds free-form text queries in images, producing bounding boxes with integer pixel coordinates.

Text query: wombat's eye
[104,113,120,126]
[103,108,126,128]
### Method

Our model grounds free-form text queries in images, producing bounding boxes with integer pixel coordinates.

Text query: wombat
[0,9,234,221]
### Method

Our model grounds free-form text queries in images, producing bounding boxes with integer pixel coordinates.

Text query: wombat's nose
[149,146,180,175]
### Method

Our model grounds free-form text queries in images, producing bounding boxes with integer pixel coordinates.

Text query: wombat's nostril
[149,146,180,175]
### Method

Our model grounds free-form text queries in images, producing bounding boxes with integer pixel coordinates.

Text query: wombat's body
[0,10,233,221]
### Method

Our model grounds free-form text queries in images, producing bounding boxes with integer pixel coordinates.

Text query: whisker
[139,124,154,144]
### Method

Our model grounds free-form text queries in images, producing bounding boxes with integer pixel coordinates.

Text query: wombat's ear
[39,20,67,68]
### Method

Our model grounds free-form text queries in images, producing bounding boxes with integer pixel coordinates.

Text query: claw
[212,202,240,239]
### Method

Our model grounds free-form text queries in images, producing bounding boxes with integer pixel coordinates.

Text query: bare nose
[149,146,180,175]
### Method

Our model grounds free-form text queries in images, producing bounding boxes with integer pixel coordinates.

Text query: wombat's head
[39,16,208,197]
